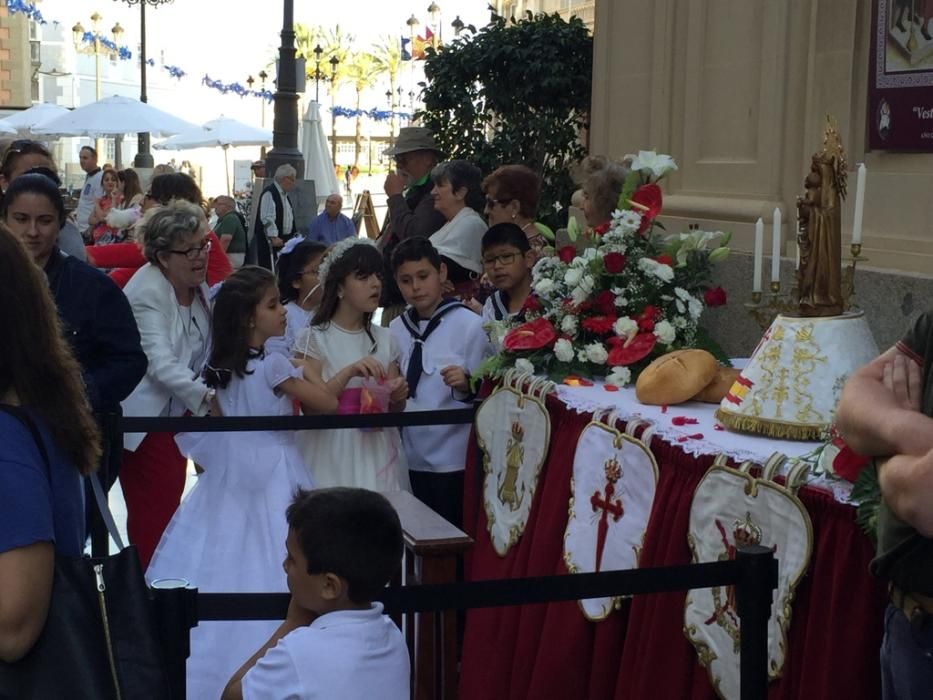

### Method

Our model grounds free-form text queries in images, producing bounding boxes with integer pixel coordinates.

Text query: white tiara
[317,237,378,287]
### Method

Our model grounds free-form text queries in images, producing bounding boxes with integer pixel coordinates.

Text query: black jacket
[44,249,147,413]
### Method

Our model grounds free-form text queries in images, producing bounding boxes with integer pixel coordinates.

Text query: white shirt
[75,169,104,234]
[259,182,294,239]
[242,604,409,700]
[390,305,492,473]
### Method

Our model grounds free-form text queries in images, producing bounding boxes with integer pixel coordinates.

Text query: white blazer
[121,263,212,451]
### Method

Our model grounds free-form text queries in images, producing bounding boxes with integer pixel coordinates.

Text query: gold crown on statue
[603,457,622,484]
[819,115,848,199]
[510,420,524,441]
[731,512,763,547]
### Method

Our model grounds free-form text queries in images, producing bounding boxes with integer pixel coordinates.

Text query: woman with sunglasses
[482,165,554,259]
[119,200,218,569]
[86,172,232,288]
[0,139,86,262]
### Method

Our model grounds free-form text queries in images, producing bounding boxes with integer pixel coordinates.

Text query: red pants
[120,431,187,571]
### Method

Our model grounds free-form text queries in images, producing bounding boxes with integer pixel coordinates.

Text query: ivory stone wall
[591,0,933,353]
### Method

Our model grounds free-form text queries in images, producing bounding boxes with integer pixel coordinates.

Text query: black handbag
[0,405,173,700]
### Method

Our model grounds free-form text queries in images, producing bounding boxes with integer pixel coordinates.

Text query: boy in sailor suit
[480,222,536,324]
[389,237,492,526]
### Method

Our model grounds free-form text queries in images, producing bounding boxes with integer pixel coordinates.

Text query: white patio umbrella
[0,121,15,135]
[154,116,272,195]
[0,103,70,136]
[301,101,339,206]
[34,95,196,138]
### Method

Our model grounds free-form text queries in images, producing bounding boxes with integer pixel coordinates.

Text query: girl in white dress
[146,266,337,700]
[294,238,411,491]
[265,239,327,357]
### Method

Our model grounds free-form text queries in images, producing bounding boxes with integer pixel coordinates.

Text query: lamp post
[312,44,324,102]
[264,0,304,177]
[452,15,464,36]
[406,14,418,115]
[385,89,395,147]
[427,2,440,47]
[329,54,339,165]
[72,13,124,159]
[115,0,174,170]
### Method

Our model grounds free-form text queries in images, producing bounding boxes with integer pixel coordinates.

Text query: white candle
[771,207,782,283]
[852,163,866,245]
[753,217,763,293]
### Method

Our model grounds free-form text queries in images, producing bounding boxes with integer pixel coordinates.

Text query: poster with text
[869,0,933,151]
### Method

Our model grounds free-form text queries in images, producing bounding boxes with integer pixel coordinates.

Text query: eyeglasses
[168,240,212,260]
[482,252,520,267]
[485,197,508,209]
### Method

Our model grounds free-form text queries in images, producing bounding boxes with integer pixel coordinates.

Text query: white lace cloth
[553,379,854,504]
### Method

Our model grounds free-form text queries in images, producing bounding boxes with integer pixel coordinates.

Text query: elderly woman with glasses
[482,165,553,259]
[86,172,232,288]
[119,200,217,570]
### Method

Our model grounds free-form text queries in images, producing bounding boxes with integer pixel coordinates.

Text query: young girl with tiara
[294,238,411,491]
[146,266,337,700]
[266,238,327,357]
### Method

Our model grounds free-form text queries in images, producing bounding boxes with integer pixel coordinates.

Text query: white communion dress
[146,352,314,700]
[294,321,410,491]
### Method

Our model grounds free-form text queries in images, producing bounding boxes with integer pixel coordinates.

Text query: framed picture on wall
[868,0,933,150]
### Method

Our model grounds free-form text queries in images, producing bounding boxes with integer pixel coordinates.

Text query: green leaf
[617,170,642,211]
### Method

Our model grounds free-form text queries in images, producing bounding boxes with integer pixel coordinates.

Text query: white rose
[613,316,638,337]
[570,286,589,305]
[560,315,578,335]
[564,267,583,287]
[654,320,676,345]
[578,274,595,294]
[554,338,575,362]
[585,342,608,365]
[606,366,632,387]
[534,278,555,296]
[638,257,675,283]
[689,298,703,320]
[514,358,535,374]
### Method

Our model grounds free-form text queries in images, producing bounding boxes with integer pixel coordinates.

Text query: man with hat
[377,127,447,321]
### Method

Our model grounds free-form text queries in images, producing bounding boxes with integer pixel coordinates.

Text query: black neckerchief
[402,298,465,398]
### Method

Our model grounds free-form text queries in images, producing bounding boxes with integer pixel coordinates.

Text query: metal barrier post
[736,544,778,700]
[151,584,198,699]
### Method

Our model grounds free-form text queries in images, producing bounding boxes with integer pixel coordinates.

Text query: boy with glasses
[480,222,537,325]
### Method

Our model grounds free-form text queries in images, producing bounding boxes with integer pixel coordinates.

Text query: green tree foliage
[419,11,592,229]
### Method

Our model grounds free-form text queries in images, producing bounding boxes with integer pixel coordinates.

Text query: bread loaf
[635,349,718,405]
[692,367,741,403]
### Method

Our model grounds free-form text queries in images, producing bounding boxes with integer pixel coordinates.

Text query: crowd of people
[7,125,929,699]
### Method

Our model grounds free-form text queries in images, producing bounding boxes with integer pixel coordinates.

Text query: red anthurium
[606,332,657,365]
[630,184,663,233]
[604,252,626,274]
[704,286,728,307]
[581,314,617,335]
[503,317,558,351]
[557,245,577,263]
[594,290,616,315]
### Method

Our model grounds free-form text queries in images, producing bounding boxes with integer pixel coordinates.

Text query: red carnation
[581,314,617,335]
[630,184,663,234]
[592,222,611,236]
[522,294,542,313]
[654,254,673,266]
[557,245,577,263]
[606,332,657,366]
[704,286,727,307]
[604,252,626,274]
[637,305,659,332]
[503,317,557,351]
[640,305,660,320]
[594,290,616,315]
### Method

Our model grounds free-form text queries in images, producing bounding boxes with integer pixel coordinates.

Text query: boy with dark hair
[480,222,536,323]
[389,237,490,526]
[223,488,409,700]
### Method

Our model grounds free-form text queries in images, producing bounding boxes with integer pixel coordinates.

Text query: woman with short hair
[482,164,552,257]
[120,200,216,569]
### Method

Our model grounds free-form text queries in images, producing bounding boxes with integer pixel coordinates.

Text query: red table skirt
[460,394,886,700]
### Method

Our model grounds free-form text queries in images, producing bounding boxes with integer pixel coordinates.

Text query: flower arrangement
[478,151,731,386]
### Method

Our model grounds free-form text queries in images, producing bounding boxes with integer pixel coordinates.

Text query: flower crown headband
[317,237,378,288]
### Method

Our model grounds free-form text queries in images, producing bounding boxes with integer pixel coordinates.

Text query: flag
[412,34,426,60]
[400,36,411,61]
[424,27,435,47]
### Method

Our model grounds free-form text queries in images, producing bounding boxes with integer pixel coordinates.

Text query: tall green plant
[419,11,592,230]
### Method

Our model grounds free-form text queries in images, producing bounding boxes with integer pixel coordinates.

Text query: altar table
[459,384,886,700]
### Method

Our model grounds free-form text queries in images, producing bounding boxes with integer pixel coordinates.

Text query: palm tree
[343,51,382,169]
[371,35,403,140]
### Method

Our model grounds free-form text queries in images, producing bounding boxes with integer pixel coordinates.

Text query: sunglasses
[2,139,52,170]
[485,196,509,209]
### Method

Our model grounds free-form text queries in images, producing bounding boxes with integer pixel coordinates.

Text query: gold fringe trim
[715,409,824,442]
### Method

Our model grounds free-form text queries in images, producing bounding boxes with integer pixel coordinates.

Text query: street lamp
[312,43,324,102]
[258,69,269,158]
[427,2,440,47]
[264,0,305,178]
[114,0,174,170]
[72,13,123,158]
[329,54,339,164]
[452,15,464,36]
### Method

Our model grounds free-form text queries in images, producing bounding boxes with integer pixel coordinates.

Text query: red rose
[557,245,577,263]
[594,290,616,315]
[640,305,660,320]
[581,314,617,335]
[592,222,611,236]
[654,255,673,266]
[606,332,657,366]
[704,286,727,307]
[630,184,663,234]
[604,252,626,274]
[503,317,558,351]
[522,294,542,313]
